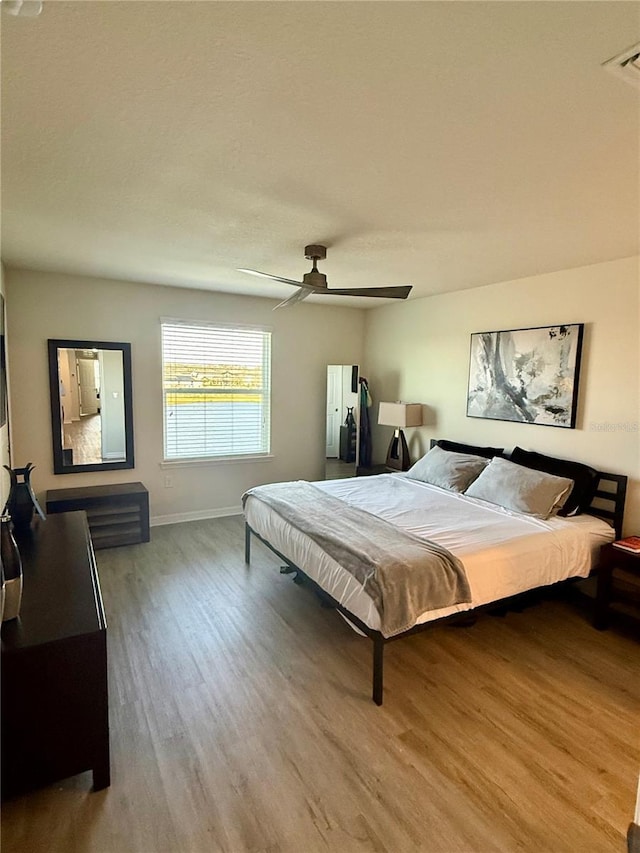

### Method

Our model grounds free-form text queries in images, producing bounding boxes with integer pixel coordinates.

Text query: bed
[243,442,627,705]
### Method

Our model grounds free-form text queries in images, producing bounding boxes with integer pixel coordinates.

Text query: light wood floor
[2,516,639,853]
[64,414,102,465]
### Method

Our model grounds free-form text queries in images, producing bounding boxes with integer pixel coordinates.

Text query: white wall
[365,256,640,534]
[99,349,126,460]
[5,269,365,522]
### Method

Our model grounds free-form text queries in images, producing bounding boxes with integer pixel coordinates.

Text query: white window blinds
[161,321,271,461]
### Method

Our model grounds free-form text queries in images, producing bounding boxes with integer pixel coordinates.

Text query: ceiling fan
[238,244,412,309]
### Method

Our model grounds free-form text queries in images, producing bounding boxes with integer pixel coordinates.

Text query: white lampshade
[377,402,423,428]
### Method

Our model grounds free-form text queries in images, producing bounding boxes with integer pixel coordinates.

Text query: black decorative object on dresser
[46,482,150,550]
[3,462,46,531]
[1,512,110,798]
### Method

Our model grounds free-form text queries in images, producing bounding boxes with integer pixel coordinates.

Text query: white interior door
[326,365,342,457]
[77,357,100,415]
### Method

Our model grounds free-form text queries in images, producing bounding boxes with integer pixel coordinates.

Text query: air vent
[603,41,640,90]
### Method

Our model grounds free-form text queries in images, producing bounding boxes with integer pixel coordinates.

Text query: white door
[77,357,100,415]
[326,365,342,457]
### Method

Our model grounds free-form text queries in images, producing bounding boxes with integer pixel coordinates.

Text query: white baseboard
[151,505,243,527]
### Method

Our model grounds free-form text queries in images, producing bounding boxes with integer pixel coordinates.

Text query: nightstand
[594,542,640,629]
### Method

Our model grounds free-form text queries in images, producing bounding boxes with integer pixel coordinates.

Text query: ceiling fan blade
[272,287,314,311]
[322,285,412,300]
[238,268,303,287]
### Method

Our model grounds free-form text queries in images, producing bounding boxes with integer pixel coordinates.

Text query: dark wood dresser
[1,512,110,799]
[46,481,150,549]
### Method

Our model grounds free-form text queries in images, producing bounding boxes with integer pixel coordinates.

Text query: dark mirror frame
[48,339,135,474]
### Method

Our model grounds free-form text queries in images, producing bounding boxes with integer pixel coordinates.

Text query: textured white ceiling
[1,1,639,307]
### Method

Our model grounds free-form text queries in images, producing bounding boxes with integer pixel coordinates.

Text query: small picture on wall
[467,323,584,429]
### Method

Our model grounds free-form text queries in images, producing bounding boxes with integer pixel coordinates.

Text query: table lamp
[377,402,423,471]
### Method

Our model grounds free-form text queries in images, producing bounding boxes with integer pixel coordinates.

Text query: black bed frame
[244,467,627,706]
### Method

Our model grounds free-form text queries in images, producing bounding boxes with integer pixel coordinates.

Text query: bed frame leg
[245,523,251,564]
[372,636,384,706]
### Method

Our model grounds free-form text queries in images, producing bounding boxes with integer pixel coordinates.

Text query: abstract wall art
[466,324,584,429]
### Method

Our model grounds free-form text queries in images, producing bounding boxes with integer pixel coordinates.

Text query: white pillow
[464,456,574,519]
[406,446,489,492]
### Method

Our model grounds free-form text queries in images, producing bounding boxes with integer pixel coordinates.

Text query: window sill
[160,454,274,469]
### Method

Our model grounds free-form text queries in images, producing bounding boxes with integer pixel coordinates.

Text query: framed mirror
[325,364,359,479]
[48,339,134,474]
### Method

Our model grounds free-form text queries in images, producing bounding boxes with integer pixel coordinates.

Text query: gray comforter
[243,480,471,637]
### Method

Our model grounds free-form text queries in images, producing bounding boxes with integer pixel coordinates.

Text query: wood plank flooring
[2,515,639,852]
[63,414,103,465]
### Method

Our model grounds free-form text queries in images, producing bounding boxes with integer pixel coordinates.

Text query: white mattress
[244,473,614,636]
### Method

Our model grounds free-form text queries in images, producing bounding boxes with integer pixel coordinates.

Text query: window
[161,320,271,461]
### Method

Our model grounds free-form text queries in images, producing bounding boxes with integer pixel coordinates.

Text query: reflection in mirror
[48,339,134,474]
[325,365,359,480]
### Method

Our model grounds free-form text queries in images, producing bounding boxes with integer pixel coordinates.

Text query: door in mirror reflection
[48,339,134,474]
[325,365,359,480]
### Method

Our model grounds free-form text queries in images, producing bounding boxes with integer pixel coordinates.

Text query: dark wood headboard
[588,471,627,539]
[429,439,627,538]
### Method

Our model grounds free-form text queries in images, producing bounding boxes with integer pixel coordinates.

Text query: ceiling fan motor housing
[304,244,327,262]
[303,244,328,287]
[302,270,327,288]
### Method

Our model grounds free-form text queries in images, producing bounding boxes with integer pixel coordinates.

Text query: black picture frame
[466,323,584,429]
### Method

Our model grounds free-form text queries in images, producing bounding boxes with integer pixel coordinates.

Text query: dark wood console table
[46,481,149,549]
[1,512,110,799]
